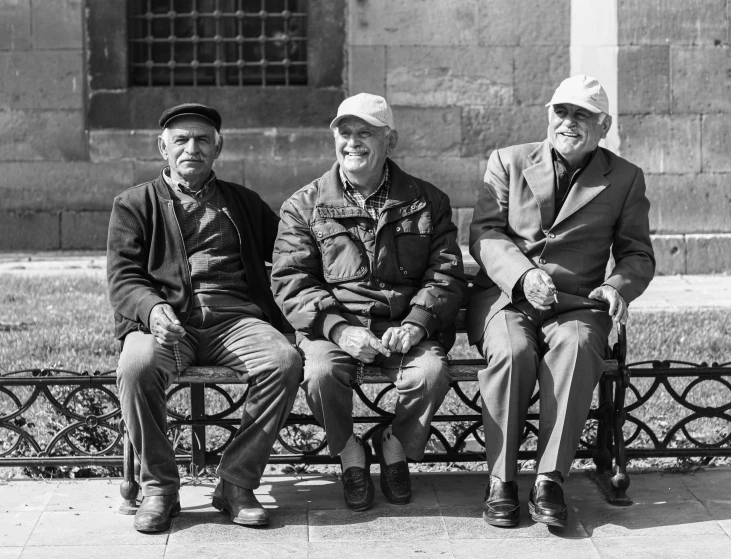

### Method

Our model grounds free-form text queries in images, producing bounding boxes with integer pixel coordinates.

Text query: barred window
[128,0,308,87]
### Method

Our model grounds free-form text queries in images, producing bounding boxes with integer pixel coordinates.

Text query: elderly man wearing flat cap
[467,75,655,528]
[108,103,302,532]
[271,93,467,510]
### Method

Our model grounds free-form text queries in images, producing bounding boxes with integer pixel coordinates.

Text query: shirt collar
[338,164,390,199]
[162,167,217,198]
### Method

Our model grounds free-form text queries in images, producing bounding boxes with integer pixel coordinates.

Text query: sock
[381,426,406,465]
[536,471,564,486]
[339,435,365,471]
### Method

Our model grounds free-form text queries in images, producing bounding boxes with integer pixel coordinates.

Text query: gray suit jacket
[466,139,655,344]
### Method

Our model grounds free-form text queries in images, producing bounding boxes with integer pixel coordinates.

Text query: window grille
[128,0,308,87]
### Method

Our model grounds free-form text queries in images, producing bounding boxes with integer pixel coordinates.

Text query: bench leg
[190,383,207,477]
[609,380,631,504]
[119,422,141,514]
[592,376,613,475]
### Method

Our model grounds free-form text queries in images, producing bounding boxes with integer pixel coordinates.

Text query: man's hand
[332,325,391,363]
[589,285,628,325]
[381,324,426,354]
[522,269,557,311]
[149,303,186,346]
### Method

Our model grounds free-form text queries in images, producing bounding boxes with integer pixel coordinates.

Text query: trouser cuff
[216,467,260,490]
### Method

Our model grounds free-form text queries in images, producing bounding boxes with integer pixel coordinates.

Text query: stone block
[348,0,479,46]
[348,46,386,97]
[672,47,731,112]
[461,105,546,158]
[645,173,731,233]
[392,156,481,207]
[0,211,59,250]
[0,51,83,109]
[453,207,475,246]
[243,158,332,211]
[618,0,727,45]
[61,210,110,250]
[0,0,31,50]
[89,130,161,162]
[273,129,333,160]
[0,162,134,211]
[651,234,686,275]
[701,115,731,172]
[686,234,731,273]
[132,160,165,186]
[619,114,701,173]
[387,46,513,107]
[31,0,82,49]
[0,110,86,161]
[514,46,570,106]
[224,130,277,160]
[477,0,570,46]
[618,46,671,113]
[391,106,461,157]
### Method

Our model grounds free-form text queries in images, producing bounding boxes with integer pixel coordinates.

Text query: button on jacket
[271,159,467,351]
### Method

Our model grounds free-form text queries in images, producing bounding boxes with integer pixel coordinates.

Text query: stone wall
[0,0,728,273]
[617,0,731,273]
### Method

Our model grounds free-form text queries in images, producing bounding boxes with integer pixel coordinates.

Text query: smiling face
[334,116,398,190]
[547,103,611,167]
[158,115,223,190]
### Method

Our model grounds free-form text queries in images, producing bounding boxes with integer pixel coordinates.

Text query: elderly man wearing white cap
[467,75,655,528]
[272,93,467,510]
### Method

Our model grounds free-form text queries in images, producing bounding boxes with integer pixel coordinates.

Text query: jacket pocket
[393,211,432,279]
[312,221,369,282]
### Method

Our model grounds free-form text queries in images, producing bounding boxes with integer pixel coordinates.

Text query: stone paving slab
[2,471,731,557]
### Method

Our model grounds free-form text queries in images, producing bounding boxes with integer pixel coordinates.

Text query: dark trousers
[116,305,302,496]
[478,304,611,481]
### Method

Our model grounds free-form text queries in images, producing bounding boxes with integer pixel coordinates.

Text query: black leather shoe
[133,494,180,532]
[372,428,411,505]
[212,479,269,526]
[341,437,375,511]
[529,481,568,528]
[483,477,519,527]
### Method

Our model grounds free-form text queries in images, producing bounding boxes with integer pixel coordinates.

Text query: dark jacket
[107,173,286,341]
[271,159,467,351]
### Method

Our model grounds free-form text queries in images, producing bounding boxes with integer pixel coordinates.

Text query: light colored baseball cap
[546,74,609,114]
[330,93,395,130]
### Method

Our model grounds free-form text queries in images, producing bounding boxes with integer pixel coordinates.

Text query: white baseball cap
[546,74,609,114]
[330,93,395,130]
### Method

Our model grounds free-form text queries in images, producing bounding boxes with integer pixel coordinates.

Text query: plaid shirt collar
[162,167,217,198]
[338,164,390,221]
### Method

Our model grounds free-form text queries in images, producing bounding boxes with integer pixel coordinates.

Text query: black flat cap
[159,103,222,131]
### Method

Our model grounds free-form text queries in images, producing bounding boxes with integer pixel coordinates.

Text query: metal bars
[128,0,308,87]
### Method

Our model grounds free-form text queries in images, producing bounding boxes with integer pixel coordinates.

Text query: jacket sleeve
[403,191,468,335]
[603,167,656,303]
[106,197,165,329]
[271,198,348,339]
[469,149,536,299]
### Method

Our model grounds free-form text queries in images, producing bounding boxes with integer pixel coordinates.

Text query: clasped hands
[332,323,426,363]
[521,269,628,325]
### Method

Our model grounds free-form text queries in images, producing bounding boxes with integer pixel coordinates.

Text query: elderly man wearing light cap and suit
[467,75,655,528]
[108,103,302,532]
[272,93,467,510]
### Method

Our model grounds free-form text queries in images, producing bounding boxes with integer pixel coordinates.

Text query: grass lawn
[1,272,730,475]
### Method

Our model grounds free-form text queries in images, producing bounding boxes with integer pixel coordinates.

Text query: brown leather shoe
[212,479,269,526]
[341,437,375,511]
[529,480,568,528]
[483,476,519,527]
[133,494,180,532]
[372,428,411,505]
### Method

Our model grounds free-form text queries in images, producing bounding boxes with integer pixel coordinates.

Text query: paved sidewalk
[1,251,729,310]
[2,469,731,558]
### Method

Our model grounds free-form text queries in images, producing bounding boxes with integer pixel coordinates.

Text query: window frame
[86,0,344,129]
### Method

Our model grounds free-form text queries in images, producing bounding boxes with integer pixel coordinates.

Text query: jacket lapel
[552,148,611,227]
[522,140,556,232]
